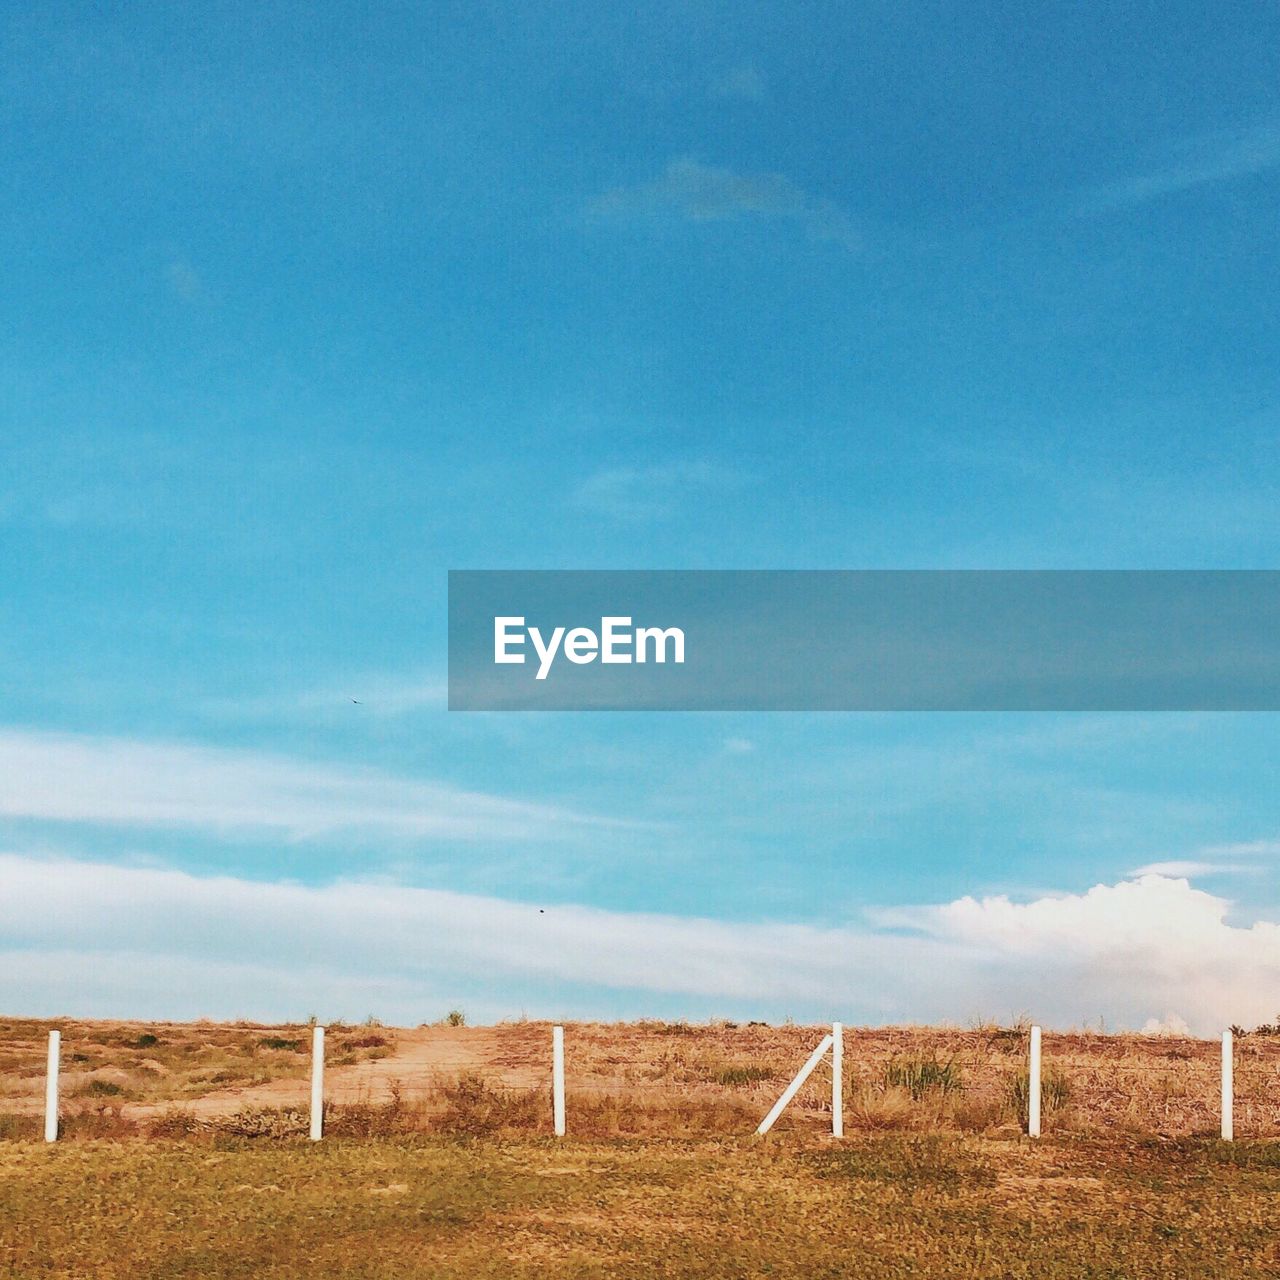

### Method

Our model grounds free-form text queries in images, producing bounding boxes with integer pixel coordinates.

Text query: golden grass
[1,1017,1278,1140]
[1,1133,1277,1278]
[4,1020,1278,1275]
[0,1017,392,1116]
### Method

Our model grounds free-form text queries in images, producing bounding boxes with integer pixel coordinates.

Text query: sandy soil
[131,1025,552,1118]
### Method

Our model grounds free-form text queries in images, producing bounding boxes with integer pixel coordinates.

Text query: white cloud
[0,729,625,843]
[592,157,861,252]
[874,875,1280,1033]
[1128,860,1247,878]
[0,856,1276,1033]
[1142,1012,1192,1037]
[1082,120,1280,212]
[1199,839,1280,858]
[1128,839,1279,879]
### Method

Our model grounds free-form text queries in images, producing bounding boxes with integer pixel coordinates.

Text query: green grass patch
[883,1054,964,1100]
[714,1065,774,1087]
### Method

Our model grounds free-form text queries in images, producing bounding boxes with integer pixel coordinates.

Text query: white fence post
[1028,1025,1042,1138]
[44,1030,60,1144]
[309,1025,325,1142]
[831,1022,843,1139]
[757,1033,834,1135]
[1221,1029,1233,1142]
[552,1024,566,1137]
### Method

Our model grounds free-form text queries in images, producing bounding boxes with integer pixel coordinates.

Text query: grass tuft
[883,1054,964,1100]
[714,1065,774,1087]
[1009,1065,1072,1124]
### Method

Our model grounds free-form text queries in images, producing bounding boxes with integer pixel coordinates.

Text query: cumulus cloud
[1142,1012,1192,1037]
[592,157,860,251]
[0,729,625,843]
[0,856,1275,1033]
[875,875,1280,1033]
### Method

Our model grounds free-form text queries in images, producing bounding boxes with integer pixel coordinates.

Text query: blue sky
[2,3,1279,1030]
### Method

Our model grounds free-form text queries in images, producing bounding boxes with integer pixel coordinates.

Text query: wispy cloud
[1129,838,1279,879]
[0,729,626,843]
[709,65,766,103]
[1127,859,1249,879]
[572,459,749,520]
[1198,839,1280,858]
[592,157,861,251]
[1081,119,1280,212]
[1,856,1275,1032]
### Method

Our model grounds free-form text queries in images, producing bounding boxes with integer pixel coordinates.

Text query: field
[2,1016,1279,1139]
[1,1018,1278,1277]
[3,1134,1279,1277]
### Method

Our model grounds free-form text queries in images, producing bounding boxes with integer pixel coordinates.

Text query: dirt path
[126,1026,551,1120]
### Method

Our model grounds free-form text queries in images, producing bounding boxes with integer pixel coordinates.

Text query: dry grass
[0,1017,393,1124]
[1,1133,1277,1277]
[1,1017,1278,1140]
[553,1019,1280,1139]
[4,1018,1279,1276]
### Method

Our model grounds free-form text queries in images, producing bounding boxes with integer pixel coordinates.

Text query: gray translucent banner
[448,570,1280,711]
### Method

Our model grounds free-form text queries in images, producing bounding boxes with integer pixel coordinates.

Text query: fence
[16,1018,1273,1145]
